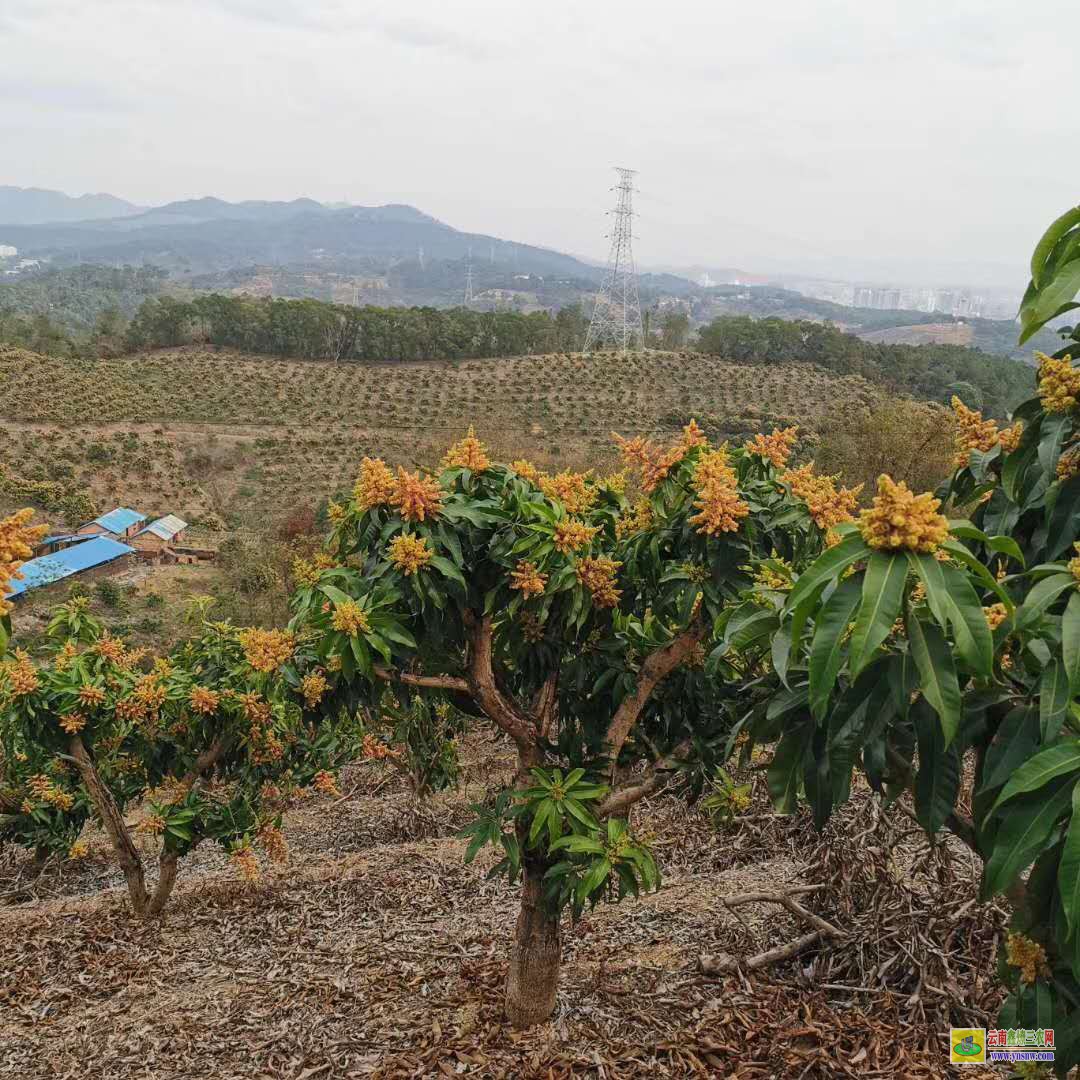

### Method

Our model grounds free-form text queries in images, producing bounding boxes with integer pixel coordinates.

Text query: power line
[584,167,644,353]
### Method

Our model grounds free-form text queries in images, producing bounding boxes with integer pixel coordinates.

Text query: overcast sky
[3,0,1078,287]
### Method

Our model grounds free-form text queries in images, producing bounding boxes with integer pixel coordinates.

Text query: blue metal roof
[8,536,135,598]
[41,533,80,546]
[94,508,145,534]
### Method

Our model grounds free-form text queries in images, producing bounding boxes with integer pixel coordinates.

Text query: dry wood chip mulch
[0,737,1006,1079]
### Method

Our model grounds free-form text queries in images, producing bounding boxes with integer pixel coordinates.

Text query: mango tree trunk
[504,855,561,1028]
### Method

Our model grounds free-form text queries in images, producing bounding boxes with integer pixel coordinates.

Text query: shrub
[94,579,124,609]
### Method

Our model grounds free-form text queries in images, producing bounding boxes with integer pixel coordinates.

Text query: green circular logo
[953,1039,983,1057]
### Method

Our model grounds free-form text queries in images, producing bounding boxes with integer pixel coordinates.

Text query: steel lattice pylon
[584,167,644,353]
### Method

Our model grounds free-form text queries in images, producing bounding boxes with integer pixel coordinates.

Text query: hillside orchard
[3,208,1080,1071]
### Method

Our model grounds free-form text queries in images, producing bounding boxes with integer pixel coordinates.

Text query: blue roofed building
[8,536,136,599]
[75,507,146,540]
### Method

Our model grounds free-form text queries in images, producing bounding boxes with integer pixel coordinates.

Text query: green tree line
[697,315,1034,417]
[123,294,588,360]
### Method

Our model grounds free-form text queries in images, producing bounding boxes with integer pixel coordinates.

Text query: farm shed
[7,536,135,599]
[131,514,188,556]
[34,533,83,556]
[76,507,146,540]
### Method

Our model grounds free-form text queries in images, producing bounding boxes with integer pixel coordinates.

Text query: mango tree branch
[602,623,705,769]
[180,738,226,791]
[69,735,149,916]
[373,664,471,694]
[464,613,537,752]
[532,666,560,741]
[595,740,691,819]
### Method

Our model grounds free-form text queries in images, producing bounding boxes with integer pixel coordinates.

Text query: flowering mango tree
[0,593,358,916]
[289,422,860,1025]
[730,209,1080,1074]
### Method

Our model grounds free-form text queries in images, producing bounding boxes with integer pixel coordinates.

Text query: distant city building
[0,245,16,258]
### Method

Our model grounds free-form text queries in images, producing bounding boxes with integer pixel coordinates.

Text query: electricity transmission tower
[584,167,644,353]
[463,249,475,306]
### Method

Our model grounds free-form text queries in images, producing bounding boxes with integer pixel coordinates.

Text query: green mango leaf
[907,613,962,746]
[992,741,1080,814]
[979,707,1039,796]
[1030,205,1080,287]
[1041,659,1071,743]
[429,556,467,588]
[939,540,1014,610]
[982,781,1074,899]
[577,857,612,901]
[1039,413,1071,476]
[847,553,906,677]
[1025,261,1080,340]
[1065,591,1080,692]
[936,563,994,678]
[913,699,961,835]
[1058,780,1080,938]
[784,531,869,615]
[1016,573,1076,630]
[770,625,792,689]
[808,577,862,721]
[767,722,810,814]
[1047,475,1080,560]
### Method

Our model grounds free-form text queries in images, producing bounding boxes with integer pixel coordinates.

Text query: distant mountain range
[0,186,142,225]
[0,189,604,281]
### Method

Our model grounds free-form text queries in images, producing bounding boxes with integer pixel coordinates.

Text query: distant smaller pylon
[464,250,475,306]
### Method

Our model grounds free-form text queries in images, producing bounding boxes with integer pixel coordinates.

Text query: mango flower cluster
[1037,353,1080,414]
[859,475,949,553]
[0,508,47,615]
[950,396,1023,467]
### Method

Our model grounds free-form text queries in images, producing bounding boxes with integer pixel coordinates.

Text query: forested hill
[0,185,140,224]
[0,199,602,279]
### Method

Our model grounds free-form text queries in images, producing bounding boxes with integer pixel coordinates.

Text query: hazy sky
[3,0,1078,286]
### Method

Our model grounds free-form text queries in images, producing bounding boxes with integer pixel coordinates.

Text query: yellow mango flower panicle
[552,518,599,555]
[576,556,622,608]
[781,462,861,532]
[388,533,434,576]
[354,456,397,512]
[510,560,547,598]
[1,508,48,616]
[1068,542,1080,584]
[510,459,541,485]
[538,470,596,514]
[1037,352,1080,413]
[329,599,372,637]
[441,425,491,473]
[688,448,750,536]
[390,468,444,523]
[950,396,1024,466]
[238,627,296,673]
[744,425,799,469]
[858,474,949,553]
[612,419,709,495]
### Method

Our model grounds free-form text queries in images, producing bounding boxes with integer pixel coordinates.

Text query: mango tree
[1,594,359,915]
[733,208,1080,1074]
[289,423,855,1025]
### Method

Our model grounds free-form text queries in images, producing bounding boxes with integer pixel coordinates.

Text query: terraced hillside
[0,345,878,523]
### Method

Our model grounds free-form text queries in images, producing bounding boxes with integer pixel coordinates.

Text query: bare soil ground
[0,735,1004,1079]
